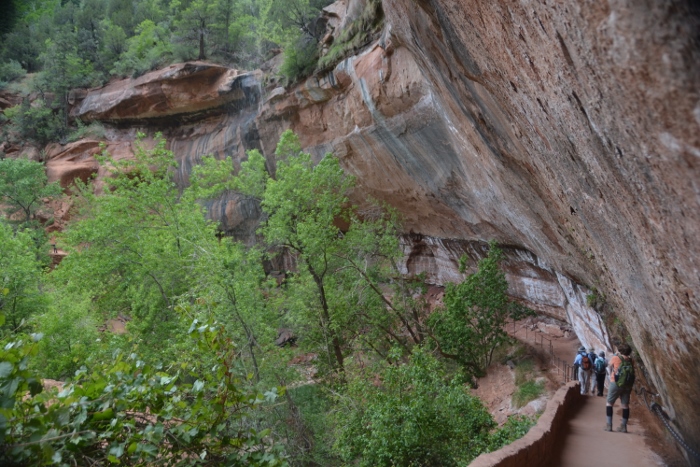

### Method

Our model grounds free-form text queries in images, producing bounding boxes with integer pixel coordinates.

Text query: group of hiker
[573,343,635,433]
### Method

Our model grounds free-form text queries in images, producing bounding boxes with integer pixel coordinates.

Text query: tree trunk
[198,18,206,60]
[309,266,344,373]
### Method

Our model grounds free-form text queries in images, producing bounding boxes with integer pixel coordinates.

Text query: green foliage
[586,287,605,310]
[0,320,286,466]
[3,99,65,145]
[513,358,534,384]
[317,0,383,70]
[0,59,25,83]
[232,130,356,374]
[280,35,318,83]
[111,20,173,77]
[0,222,49,336]
[335,347,495,467]
[33,292,99,379]
[66,120,107,143]
[488,415,536,450]
[428,244,534,379]
[0,157,62,223]
[0,127,539,463]
[512,380,544,408]
[53,135,218,364]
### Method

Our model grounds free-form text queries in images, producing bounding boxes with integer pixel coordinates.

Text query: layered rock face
[54,0,699,458]
[257,0,700,457]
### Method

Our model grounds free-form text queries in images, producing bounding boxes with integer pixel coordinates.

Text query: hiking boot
[616,424,627,433]
[604,424,612,432]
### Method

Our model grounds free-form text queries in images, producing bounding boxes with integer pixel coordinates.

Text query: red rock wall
[256,0,700,457]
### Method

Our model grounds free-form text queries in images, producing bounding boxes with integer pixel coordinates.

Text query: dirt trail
[551,393,663,466]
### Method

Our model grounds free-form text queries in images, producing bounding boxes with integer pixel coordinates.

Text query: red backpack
[581,354,592,371]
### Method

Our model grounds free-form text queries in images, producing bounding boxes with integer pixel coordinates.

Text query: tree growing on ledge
[428,244,533,379]
[0,158,62,225]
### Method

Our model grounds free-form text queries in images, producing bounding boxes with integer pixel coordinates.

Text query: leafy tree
[0,60,25,84]
[111,19,172,77]
[0,158,62,224]
[0,222,49,336]
[3,99,65,145]
[33,291,99,379]
[334,347,495,467]
[243,131,354,374]
[428,244,533,379]
[53,135,216,363]
[0,317,286,466]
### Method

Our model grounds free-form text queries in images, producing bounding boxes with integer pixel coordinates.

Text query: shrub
[0,59,26,83]
[280,35,319,83]
[3,99,65,145]
[513,380,544,408]
[0,320,287,466]
[488,415,537,450]
[334,347,496,466]
[66,120,106,142]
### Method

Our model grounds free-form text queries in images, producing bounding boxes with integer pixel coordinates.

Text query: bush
[334,347,496,466]
[66,120,106,142]
[488,415,536,450]
[0,59,26,82]
[513,380,544,408]
[280,36,319,83]
[0,319,287,466]
[4,99,65,145]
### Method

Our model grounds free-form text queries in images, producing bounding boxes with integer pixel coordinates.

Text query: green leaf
[92,408,114,421]
[0,362,13,379]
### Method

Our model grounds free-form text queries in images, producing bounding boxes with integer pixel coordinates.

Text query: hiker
[587,348,598,393]
[573,346,592,395]
[605,343,635,433]
[51,243,58,253]
[594,350,607,396]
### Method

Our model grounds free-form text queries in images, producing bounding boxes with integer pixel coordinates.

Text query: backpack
[595,358,606,375]
[615,357,635,389]
[581,354,591,371]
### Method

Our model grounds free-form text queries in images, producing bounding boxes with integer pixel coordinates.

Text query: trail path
[510,320,665,466]
[551,392,662,466]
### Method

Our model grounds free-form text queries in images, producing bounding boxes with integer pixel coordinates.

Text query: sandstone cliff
[49,0,699,460]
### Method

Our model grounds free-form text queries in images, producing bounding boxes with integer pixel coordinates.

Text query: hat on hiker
[588,348,594,352]
[599,351,605,357]
[579,346,585,352]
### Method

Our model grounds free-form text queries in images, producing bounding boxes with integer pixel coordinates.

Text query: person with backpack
[594,350,607,396]
[605,343,635,433]
[573,346,592,395]
[587,348,598,394]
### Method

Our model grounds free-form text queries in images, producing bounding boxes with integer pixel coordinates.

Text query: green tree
[0,317,286,466]
[251,131,353,374]
[174,0,218,60]
[53,135,215,362]
[0,158,62,224]
[0,222,49,336]
[428,244,533,379]
[334,347,496,466]
[111,19,172,77]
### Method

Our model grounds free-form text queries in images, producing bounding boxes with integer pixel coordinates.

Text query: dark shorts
[607,381,631,406]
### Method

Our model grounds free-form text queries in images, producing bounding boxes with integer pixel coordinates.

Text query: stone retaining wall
[470,381,582,467]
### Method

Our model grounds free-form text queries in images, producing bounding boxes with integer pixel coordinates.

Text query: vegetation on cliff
[0,0,338,146]
[0,131,534,465]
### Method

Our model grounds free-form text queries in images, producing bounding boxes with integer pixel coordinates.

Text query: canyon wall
[54,0,699,459]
